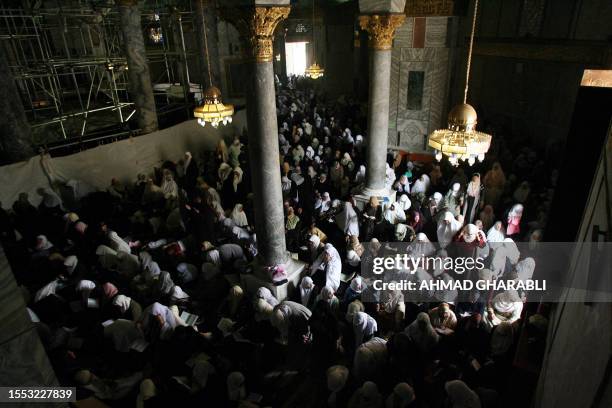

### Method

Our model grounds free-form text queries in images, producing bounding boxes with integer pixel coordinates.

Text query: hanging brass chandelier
[194,4,233,128]
[305,0,324,79]
[428,0,491,166]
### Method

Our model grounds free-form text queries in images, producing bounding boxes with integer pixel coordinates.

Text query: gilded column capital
[220,6,291,63]
[359,14,406,50]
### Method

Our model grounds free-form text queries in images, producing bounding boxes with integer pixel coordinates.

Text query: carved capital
[359,14,406,50]
[220,6,291,63]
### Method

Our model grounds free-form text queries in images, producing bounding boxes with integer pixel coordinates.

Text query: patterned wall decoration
[388,16,451,151]
[405,0,454,17]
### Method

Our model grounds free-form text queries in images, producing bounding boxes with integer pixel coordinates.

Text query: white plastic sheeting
[0,111,246,209]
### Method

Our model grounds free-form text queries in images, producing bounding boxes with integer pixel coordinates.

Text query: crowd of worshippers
[0,85,552,408]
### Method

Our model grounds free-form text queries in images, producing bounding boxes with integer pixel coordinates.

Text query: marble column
[0,245,61,397]
[359,13,405,196]
[117,0,158,134]
[221,4,291,268]
[0,47,34,165]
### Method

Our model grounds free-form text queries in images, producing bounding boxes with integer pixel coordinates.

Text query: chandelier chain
[202,0,213,88]
[464,0,479,104]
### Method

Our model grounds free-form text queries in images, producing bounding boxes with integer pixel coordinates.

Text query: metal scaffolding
[0,0,198,146]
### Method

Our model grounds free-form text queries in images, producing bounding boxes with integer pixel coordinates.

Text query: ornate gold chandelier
[428,0,491,166]
[305,0,324,79]
[194,4,233,128]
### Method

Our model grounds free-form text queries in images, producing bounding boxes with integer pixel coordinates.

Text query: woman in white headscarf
[490,238,520,278]
[515,257,536,283]
[394,174,411,195]
[384,203,406,225]
[348,381,383,408]
[311,243,342,291]
[463,173,481,224]
[379,290,406,330]
[108,230,131,254]
[139,302,185,340]
[444,380,481,408]
[316,285,340,313]
[355,165,367,184]
[344,276,364,305]
[398,194,411,212]
[408,233,436,257]
[160,171,178,199]
[271,301,312,344]
[112,294,142,321]
[230,204,249,227]
[437,211,463,249]
[506,203,524,236]
[299,276,315,309]
[255,286,279,307]
[406,312,439,354]
[411,174,430,195]
[385,163,396,189]
[428,302,457,333]
[486,221,505,248]
[353,311,378,348]
[315,192,332,215]
[483,289,523,331]
[336,201,360,237]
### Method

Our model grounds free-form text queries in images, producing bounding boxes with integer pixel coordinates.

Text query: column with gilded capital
[116,0,158,133]
[359,1,406,195]
[220,2,291,268]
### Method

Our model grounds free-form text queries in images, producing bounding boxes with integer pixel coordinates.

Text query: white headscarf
[486,221,505,248]
[398,194,411,211]
[353,311,378,347]
[437,211,462,249]
[35,235,53,251]
[230,204,248,227]
[300,276,314,306]
[515,257,536,282]
[108,231,131,254]
[112,294,132,314]
[255,287,279,307]
[355,165,366,183]
[336,201,360,236]
[412,175,430,194]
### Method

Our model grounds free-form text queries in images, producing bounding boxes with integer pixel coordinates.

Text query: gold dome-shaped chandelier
[305,0,324,79]
[194,4,233,128]
[428,0,491,166]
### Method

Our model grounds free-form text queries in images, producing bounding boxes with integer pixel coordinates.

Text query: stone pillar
[0,47,34,165]
[0,245,61,396]
[220,4,291,268]
[359,13,406,195]
[117,0,158,133]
